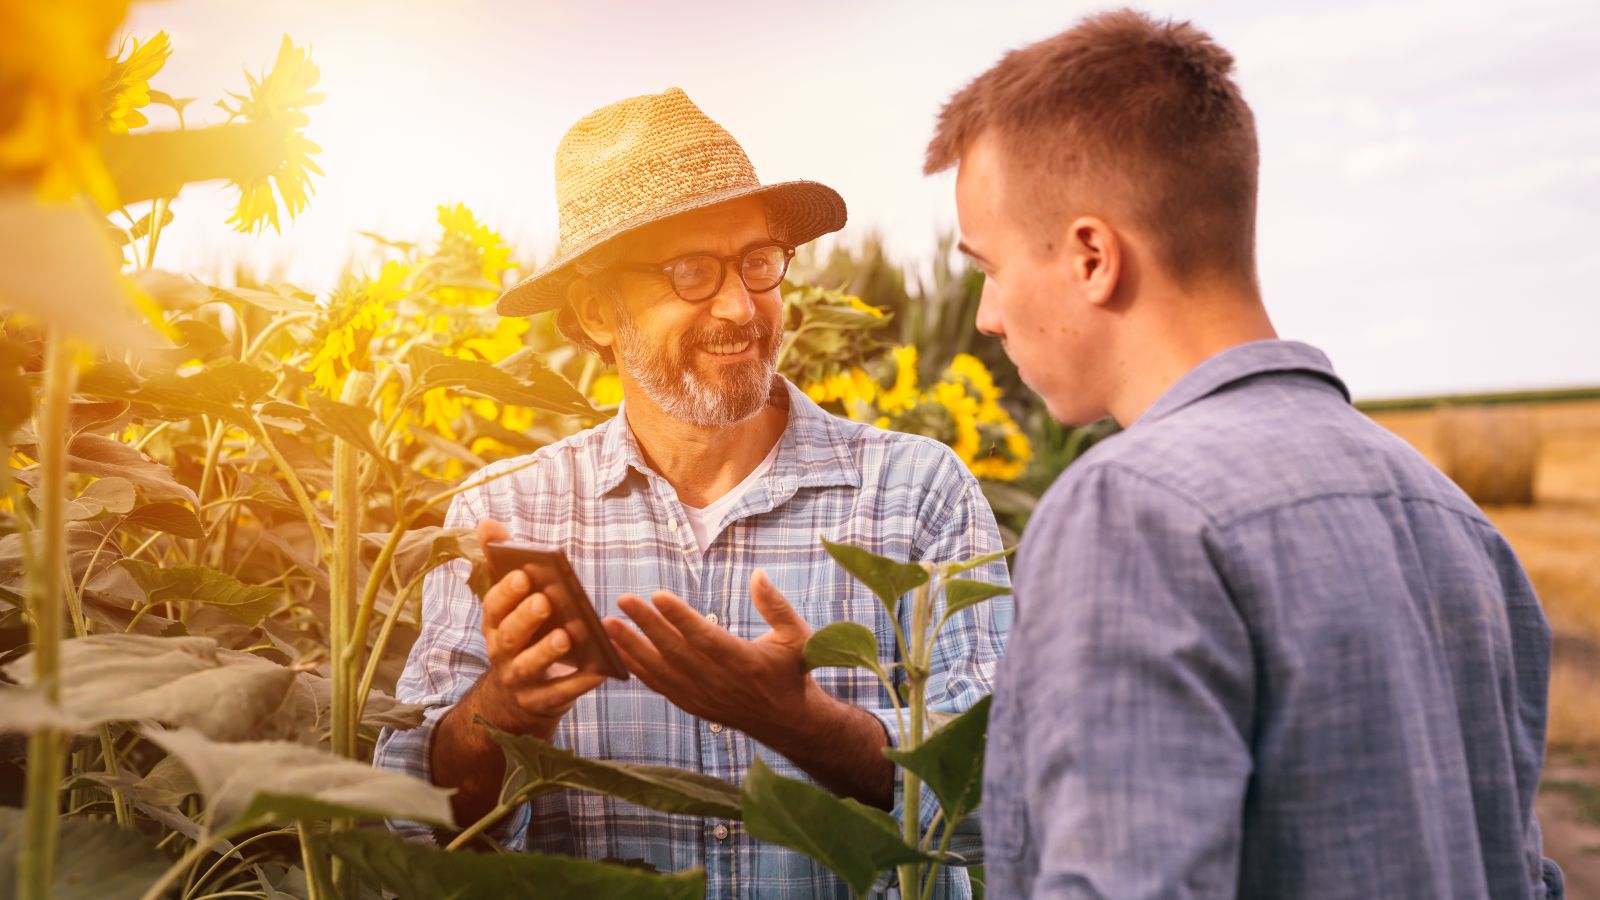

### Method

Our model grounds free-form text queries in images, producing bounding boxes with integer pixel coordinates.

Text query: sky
[125,0,1600,400]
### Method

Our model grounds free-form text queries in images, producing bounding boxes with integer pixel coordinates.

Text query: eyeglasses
[615,241,795,303]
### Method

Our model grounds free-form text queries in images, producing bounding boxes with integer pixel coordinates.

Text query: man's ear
[567,278,618,353]
[1065,216,1121,307]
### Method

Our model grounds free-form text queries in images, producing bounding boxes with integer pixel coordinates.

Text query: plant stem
[97,724,133,828]
[137,825,244,900]
[17,328,77,900]
[297,820,327,900]
[896,573,935,900]
[250,424,328,560]
[327,371,371,900]
[346,519,406,728]
[444,796,523,851]
[183,827,291,900]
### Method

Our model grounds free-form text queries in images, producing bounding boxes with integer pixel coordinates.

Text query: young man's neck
[620,382,788,508]
[1104,282,1277,427]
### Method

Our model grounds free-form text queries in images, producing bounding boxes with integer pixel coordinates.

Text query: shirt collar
[591,375,860,497]
[1133,339,1351,428]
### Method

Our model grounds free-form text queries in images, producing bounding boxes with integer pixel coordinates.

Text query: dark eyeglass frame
[613,240,796,303]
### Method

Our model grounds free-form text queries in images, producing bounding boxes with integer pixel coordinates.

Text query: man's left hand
[602,569,830,746]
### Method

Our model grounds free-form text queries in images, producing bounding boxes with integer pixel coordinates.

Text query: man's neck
[621,383,788,509]
[1104,285,1278,427]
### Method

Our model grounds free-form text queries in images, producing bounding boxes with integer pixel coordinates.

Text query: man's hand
[602,570,823,744]
[603,569,894,807]
[470,518,606,739]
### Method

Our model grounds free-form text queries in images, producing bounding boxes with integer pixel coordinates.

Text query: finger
[618,593,706,671]
[515,669,607,712]
[603,615,671,679]
[475,518,510,556]
[481,568,530,633]
[494,592,551,658]
[750,570,811,638]
[505,624,570,681]
[650,592,744,657]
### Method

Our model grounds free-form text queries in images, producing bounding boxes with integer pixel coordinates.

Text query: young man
[927,10,1563,899]
[374,88,1009,898]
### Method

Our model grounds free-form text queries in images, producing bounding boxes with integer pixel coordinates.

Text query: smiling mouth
[700,340,753,356]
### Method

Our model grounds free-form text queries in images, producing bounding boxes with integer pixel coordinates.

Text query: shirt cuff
[375,702,531,851]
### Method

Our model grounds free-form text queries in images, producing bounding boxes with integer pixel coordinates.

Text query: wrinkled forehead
[628,195,772,259]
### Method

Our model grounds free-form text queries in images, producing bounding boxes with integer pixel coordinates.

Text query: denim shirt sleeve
[996,462,1254,898]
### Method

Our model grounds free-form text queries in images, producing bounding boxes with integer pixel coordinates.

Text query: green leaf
[321,829,706,900]
[0,685,91,734]
[0,806,168,900]
[119,559,281,625]
[822,540,929,618]
[209,283,318,314]
[937,547,1015,578]
[147,727,455,833]
[379,524,482,590]
[0,194,158,351]
[28,475,136,521]
[306,392,387,463]
[741,756,932,895]
[407,345,595,418]
[122,501,207,539]
[484,720,743,819]
[66,432,199,507]
[77,359,275,428]
[2,634,304,741]
[802,621,884,675]
[940,579,1011,623]
[882,694,992,826]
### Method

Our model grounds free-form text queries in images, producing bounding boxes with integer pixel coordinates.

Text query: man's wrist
[748,678,845,754]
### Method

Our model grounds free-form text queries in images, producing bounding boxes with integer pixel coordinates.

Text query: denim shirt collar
[1133,339,1351,428]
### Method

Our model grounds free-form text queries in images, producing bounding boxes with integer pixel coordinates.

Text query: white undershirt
[681,440,781,553]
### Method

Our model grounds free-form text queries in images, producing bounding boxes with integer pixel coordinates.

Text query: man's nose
[706,263,756,324]
[974,280,1004,337]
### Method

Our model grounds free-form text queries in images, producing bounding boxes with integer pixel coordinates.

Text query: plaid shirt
[374,377,1012,899]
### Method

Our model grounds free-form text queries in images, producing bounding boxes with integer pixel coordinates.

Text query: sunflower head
[101,30,171,134]
[218,35,324,234]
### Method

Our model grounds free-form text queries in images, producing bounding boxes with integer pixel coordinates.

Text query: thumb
[751,570,810,640]
[476,518,510,555]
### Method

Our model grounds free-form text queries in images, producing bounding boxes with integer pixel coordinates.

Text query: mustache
[680,318,776,353]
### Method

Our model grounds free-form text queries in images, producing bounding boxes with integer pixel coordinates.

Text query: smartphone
[482,541,629,681]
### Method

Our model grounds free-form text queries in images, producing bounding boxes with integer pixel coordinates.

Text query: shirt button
[705,612,719,625]
[668,519,680,532]
[713,824,730,841]
[709,722,723,734]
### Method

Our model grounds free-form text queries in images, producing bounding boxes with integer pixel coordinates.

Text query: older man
[374,88,1009,898]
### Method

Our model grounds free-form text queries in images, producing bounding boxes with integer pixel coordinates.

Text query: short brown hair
[927,9,1259,285]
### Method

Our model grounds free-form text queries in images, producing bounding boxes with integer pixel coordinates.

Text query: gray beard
[614,316,780,429]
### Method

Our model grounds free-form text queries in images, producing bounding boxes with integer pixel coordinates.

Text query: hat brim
[495,180,846,318]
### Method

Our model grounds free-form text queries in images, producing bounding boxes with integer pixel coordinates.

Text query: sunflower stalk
[895,571,936,900]
[17,328,78,900]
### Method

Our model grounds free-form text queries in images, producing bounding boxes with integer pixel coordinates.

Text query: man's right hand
[470,518,606,739]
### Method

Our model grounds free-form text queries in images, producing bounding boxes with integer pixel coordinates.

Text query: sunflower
[0,0,131,207]
[101,30,170,134]
[432,203,516,306]
[305,260,409,393]
[218,35,324,234]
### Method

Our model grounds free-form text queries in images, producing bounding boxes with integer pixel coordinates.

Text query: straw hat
[496,88,847,317]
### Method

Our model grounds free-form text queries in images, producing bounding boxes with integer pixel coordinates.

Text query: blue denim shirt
[984,340,1562,899]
